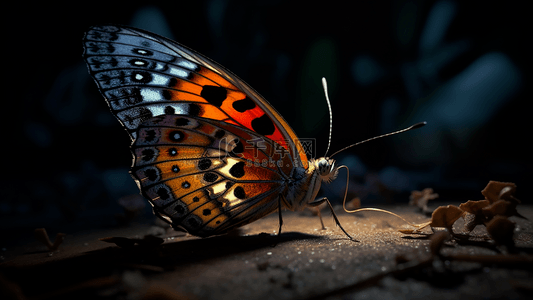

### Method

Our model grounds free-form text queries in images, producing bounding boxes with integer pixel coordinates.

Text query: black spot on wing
[198,159,212,171]
[145,130,156,142]
[168,148,178,156]
[164,106,175,114]
[141,149,155,161]
[203,172,218,183]
[201,85,227,107]
[188,217,200,228]
[162,89,172,100]
[156,186,171,200]
[229,162,245,178]
[175,202,186,215]
[231,139,243,155]
[232,97,256,112]
[234,186,246,199]
[215,130,225,139]
[251,114,275,136]
[144,168,158,181]
[175,118,190,126]
[131,71,152,84]
[188,103,202,116]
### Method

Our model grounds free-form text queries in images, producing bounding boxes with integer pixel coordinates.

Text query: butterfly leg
[309,197,358,242]
[309,204,326,230]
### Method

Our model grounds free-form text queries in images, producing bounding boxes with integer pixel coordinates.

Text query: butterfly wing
[83,25,308,170]
[131,114,293,236]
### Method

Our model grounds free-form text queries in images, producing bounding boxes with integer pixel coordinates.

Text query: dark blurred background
[2,1,531,245]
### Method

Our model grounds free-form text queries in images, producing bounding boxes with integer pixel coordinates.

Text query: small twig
[34,228,66,251]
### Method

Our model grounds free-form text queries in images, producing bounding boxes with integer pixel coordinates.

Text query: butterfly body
[83,25,342,237]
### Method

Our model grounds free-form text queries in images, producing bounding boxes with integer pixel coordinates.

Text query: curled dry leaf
[482,200,517,219]
[430,205,464,232]
[499,186,516,201]
[399,180,523,248]
[459,200,490,232]
[486,215,515,246]
[409,188,439,212]
[458,200,490,215]
[481,181,516,204]
[462,212,478,233]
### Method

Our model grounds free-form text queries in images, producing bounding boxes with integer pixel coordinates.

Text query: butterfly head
[315,157,339,183]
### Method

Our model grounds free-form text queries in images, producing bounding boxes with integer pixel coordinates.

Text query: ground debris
[409,188,439,214]
[400,181,527,248]
[34,228,66,251]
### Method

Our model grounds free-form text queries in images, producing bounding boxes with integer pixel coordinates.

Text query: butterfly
[83,25,382,240]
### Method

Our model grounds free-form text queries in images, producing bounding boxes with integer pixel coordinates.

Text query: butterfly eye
[318,160,328,168]
[318,159,330,175]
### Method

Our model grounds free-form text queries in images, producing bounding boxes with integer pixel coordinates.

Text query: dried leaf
[430,205,464,231]
[483,200,510,217]
[499,186,517,202]
[429,231,450,256]
[486,215,515,246]
[409,188,439,211]
[481,181,516,204]
[462,212,484,233]
[458,200,490,214]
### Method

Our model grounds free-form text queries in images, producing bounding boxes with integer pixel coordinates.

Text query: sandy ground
[1,203,532,300]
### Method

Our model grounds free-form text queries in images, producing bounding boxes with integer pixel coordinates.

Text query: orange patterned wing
[131,115,288,236]
[83,25,308,171]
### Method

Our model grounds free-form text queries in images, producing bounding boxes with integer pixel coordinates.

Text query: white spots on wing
[135,73,144,80]
[178,60,197,70]
[147,103,188,116]
[140,89,161,101]
[134,60,146,66]
[211,181,227,196]
[219,184,244,207]
[173,104,188,114]
[151,73,169,86]
[169,67,189,78]
[147,106,166,116]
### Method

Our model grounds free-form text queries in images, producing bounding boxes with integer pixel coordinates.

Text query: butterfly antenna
[322,77,333,158]
[330,122,427,158]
